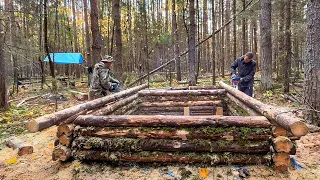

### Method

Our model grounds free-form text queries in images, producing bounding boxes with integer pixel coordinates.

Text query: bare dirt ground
[0,80,319,180]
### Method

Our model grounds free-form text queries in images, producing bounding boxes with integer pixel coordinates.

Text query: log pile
[62,115,272,164]
[47,83,307,171]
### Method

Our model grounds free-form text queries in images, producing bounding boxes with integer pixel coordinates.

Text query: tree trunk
[44,0,56,92]
[188,0,196,86]
[203,0,208,73]
[233,0,237,60]
[242,0,247,54]
[283,0,291,93]
[72,0,80,78]
[74,115,271,128]
[75,126,272,141]
[83,0,92,72]
[0,18,9,109]
[90,0,102,64]
[112,0,123,83]
[73,150,270,164]
[219,81,308,137]
[212,0,216,85]
[28,84,148,132]
[225,0,231,70]
[305,0,320,125]
[172,0,181,81]
[220,0,225,77]
[260,0,273,90]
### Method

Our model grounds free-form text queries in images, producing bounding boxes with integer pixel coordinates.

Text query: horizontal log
[140,96,221,102]
[28,84,148,132]
[74,127,272,141]
[72,136,270,153]
[219,81,308,137]
[188,85,222,90]
[226,93,260,116]
[113,101,139,115]
[72,150,270,164]
[138,106,217,112]
[52,145,71,161]
[140,100,222,107]
[138,89,226,97]
[59,110,88,125]
[92,94,138,116]
[5,136,33,156]
[74,115,272,128]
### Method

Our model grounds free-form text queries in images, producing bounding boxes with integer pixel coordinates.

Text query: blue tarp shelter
[44,53,84,64]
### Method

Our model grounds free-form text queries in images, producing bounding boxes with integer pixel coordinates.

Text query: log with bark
[59,110,88,125]
[52,145,71,161]
[74,126,272,141]
[72,150,270,164]
[219,81,308,137]
[5,136,33,156]
[92,94,138,116]
[113,100,139,115]
[140,95,221,102]
[72,136,270,153]
[188,85,222,90]
[140,100,223,107]
[137,106,216,112]
[28,84,148,132]
[226,93,260,116]
[138,89,226,97]
[74,115,272,128]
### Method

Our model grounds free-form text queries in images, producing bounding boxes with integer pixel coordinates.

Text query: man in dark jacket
[230,52,256,97]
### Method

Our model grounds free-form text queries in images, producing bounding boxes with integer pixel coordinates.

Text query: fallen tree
[219,81,308,137]
[28,84,148,132]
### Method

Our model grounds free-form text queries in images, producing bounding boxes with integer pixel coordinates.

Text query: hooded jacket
[230,56,256,87]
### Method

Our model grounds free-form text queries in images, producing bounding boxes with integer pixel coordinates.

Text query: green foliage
[262,90,273,98]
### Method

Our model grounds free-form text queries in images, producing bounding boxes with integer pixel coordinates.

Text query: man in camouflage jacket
[88,55,120,100]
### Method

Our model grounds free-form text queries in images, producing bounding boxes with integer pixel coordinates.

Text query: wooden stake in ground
[219,81,308,137]
[28,84,148,132]
[5,136,33,156]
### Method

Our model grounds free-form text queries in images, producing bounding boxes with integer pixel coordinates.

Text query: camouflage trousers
[88,90,109,100]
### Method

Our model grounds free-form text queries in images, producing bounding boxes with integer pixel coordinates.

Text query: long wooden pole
[219,81,308,137]
[28,84,148,132]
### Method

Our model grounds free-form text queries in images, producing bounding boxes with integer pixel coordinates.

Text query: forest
[0,0,319,179]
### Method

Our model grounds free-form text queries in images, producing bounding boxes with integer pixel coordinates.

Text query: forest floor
[0,76,319,180]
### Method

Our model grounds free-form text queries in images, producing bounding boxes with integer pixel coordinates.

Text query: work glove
[231,74,236,79]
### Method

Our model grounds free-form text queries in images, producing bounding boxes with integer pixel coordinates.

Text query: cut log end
[291,122,309,137]
[273,136,293,153]
[273,153,290,172]
[52,146,71,161]
[18,146,33,156]
[27,120,39,133]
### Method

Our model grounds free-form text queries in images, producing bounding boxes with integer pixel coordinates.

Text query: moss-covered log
[219,81,308,137]
[74,115,272,128]
[92,94,138,116]
[28,84,148,132]
[72,136,270,153]
[138,89,226,97]
[74,126,272,141]
[140,100,222,107]
[72,150,270,164]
